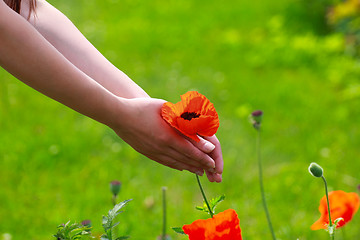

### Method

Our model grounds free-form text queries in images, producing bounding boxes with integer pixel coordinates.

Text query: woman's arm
[20,0,149,99]
[0,1,222,182]
[20,0,223,182]
[0,1,117,125]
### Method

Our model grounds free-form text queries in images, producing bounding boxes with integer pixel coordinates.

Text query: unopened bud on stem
[110,180,122,196]
[308,162,323,178]
[81,219,92,233]
[81,219,92,228]
[251,110,263,130]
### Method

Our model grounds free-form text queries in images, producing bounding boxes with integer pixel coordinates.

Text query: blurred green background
[1,0,360,239]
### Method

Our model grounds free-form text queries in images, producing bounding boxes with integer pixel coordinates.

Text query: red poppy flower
[182,209,242,240]
[161,91,219,142]
[311,190,360,230]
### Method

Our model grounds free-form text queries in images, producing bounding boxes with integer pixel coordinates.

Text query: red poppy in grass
[182,209,242,240]
[161,91,219,142]
[311,190,360,230]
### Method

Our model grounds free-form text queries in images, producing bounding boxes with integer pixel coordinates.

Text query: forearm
[22,0,149,99]
[0,1,224,182]
[0,2,124,127]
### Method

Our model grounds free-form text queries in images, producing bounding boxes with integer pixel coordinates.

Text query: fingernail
[203,142,215,152]
[207,163,216,169]
[208,168,216,173]
[216,173,222,183]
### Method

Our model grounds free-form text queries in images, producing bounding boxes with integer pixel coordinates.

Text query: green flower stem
[111,195,117,239]
[322,176,334,240]
[162,187,167,240]
[111,195,121,239]
[108,226,113,240]
[112,195,117,206]
[196,175,214,218]
[256,129,276,240]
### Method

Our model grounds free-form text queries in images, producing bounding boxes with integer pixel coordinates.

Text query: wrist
[102,96,128,130]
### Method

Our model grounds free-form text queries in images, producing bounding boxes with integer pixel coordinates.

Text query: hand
[192,135,223,183]
[111,97,223,182]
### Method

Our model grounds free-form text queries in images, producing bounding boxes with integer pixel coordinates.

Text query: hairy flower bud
[308,162,323,178]
[250,110,263,130]
[110,180,122,196]
[81,219,92,228]
[252,110,263,122]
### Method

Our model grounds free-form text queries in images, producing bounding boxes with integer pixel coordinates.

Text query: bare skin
[0,0,223,182]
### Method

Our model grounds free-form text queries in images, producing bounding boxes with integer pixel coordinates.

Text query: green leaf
[195,206,205,211]
[211,195,225,206]
[115,236,130,240]
[112,221,120,229]
[53,221,91,240]
[100,235,109,240]
[102,216,109,225]
[109,200,132,218]
[195,195,225,215]
[209,194,225,213]
[172,227,185,235]
[334,217,344,226]
[102,199,132,237]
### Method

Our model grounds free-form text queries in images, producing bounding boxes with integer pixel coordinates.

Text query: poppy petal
[311,190,360,230]
[182,209,242,240]
[161,91,219,142]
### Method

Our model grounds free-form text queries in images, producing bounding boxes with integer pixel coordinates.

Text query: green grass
[1,0,360,239]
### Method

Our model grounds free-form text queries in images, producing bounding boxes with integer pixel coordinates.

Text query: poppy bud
[81,219,92,227]
[252,110,263,123]
[81,219,92,233]
[308,162,323,178]
[110,180,121,196]
[250,110,263,129]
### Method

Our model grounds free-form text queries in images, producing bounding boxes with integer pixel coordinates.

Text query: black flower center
[180,111,200,121]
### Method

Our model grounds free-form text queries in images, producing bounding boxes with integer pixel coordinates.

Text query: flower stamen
[180,112,200,121]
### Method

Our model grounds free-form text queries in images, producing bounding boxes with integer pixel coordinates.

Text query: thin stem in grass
[112,195,117,206]
[196,174,213,218]
[322,176,335,240]
[162,187,167,240]
[256,129,276,240]
[308,163,337,240]
[111,195,118,238]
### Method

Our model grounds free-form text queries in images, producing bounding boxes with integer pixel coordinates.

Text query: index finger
[169,135,216,171]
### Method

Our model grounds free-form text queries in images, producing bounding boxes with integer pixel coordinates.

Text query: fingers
[149,153,204,176]
[166,134,223,183]
[189,136,215,153]
[153,151,222,183]
[170,138,216,172]
[151,137,218,179]
[203,135,223,175]
[149,152,221,183]
[164,147,205,169]
[205,171,223,183]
